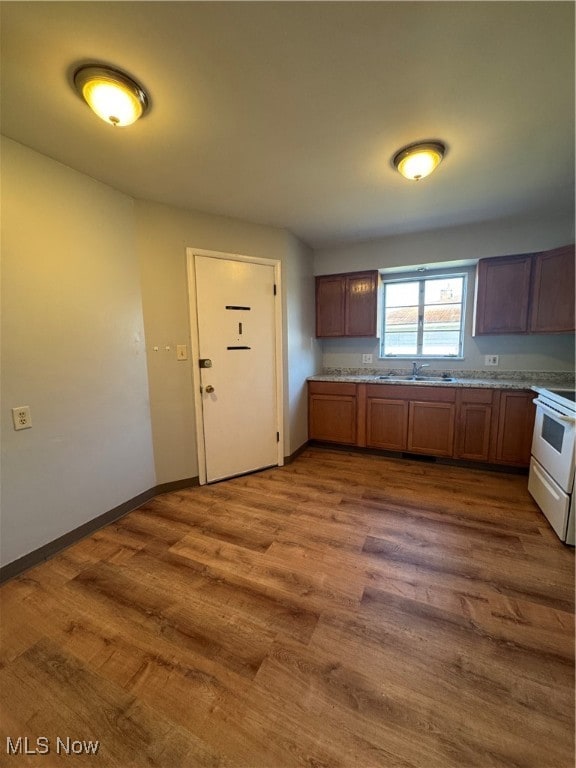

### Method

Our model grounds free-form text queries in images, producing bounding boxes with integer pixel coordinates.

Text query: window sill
[379,356,465,361]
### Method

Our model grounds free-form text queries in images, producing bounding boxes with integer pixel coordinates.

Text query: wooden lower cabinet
[366,385,456,457]
[408,401,455,457]
[493,390,536,466]
[455,388,494,461]
[308,381,357,445]
[366,398,408,450]
[309,382,535,467]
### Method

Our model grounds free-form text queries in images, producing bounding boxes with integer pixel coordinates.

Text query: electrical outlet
[12,406,32,430]
[362,354,373,364]
[484,355,499,366]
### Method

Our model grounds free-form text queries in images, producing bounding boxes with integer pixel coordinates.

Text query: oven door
[531,398,575,492]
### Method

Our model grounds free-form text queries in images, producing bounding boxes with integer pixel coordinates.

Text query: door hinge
[276,431,280,442]
[273,284,277,296]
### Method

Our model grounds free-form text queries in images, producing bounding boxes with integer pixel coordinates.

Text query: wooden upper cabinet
[316,271,377,338]
[315,276,346,337]
[474,245,575,336]
[530,245,575,333]
[345,272,378,336]
[474,254,533,334]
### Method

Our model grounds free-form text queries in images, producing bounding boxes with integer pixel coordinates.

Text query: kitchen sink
[377,375,457,383]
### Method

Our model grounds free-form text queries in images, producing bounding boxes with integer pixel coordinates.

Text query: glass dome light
[393,141,446,181]
[73,65,149,127]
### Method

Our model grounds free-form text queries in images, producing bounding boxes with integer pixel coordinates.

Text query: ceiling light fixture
[393,141,446,181]
[73,65,149,127]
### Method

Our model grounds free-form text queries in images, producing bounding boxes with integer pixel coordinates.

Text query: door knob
[205,385,215,394]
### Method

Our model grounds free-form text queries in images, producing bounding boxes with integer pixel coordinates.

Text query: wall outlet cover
[484,355,499,366]
[362,354,373,364]
[12,406,32,430]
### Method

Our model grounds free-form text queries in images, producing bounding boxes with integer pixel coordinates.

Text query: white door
[193,253,281,483]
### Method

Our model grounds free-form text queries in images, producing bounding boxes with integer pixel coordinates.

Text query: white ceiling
[1,2,574,248]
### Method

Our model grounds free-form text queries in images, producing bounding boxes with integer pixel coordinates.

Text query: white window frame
[379,272,467,359]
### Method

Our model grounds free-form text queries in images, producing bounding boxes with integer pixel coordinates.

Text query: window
[380,274,466,358]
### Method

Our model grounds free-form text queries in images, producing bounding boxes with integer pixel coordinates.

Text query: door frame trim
[186,247,284,485]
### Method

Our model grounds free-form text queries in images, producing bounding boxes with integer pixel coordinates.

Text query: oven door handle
[533,398,576,424]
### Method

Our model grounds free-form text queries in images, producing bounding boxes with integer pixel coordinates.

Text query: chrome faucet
[411,361,430,377]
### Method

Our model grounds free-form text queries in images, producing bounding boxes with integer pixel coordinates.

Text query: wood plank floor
[0,447,574,767]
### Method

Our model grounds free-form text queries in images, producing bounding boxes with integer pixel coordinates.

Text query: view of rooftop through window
[381,275,466,357]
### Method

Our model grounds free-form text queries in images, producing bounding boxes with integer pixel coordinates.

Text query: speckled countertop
[308,369,575,390]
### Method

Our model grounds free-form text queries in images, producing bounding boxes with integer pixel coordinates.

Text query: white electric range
[528,386,576,545]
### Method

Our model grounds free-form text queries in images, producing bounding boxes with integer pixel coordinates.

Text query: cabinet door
[494,390,535,466]
[474,254,533,334]
[316,276,346,337]
[316,271,378,338]
[345,272,377,337]
[408,401,455,457]
[455,389,494,461]
[530,245,575,333]
[309,383,357,444]
[366,398,408,450]
[456,404,492,461]
[309,395,356,444]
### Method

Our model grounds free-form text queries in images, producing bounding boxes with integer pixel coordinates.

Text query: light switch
[177,344,188,361]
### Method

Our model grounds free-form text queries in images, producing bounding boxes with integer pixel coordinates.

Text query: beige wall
[135,199,319,484]
[1,139,319,569]
[314,212,575,275]
[1,138,156,566]
[6,134,569,568]
[283,232,322,452]
[314,214,575,373]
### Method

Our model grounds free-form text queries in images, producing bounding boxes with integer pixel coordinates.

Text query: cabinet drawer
[410,386,456,403]
[366,384,412,399]
[457,388,494,404]
[309,381,357,396]
[366,384,456,402]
